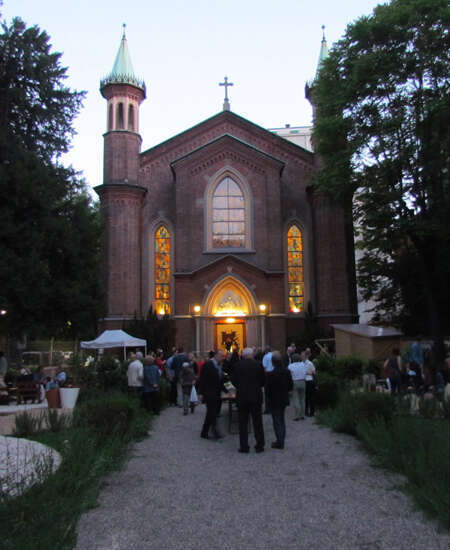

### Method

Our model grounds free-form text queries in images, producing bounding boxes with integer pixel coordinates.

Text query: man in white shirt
[127,352,144,400]
[288,352,307,420]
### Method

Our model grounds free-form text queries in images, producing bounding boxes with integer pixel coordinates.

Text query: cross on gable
[219,76,234,111]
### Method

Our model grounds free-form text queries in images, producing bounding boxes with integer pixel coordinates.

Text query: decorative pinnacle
[322,24,326,41]
[122,22,127,38]
[219,76,234,111]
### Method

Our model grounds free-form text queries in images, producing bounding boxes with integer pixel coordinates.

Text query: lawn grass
[0,393,153,550]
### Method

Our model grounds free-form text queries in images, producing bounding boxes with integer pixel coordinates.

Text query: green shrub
[74,393,138,442]
[356,416,450,528]
[12,412,45,437]
[419,396,439,419]
[314,353,335,374]
[319,391,397,435]
[96,356,127,392]
[315,371,339,409]
[335,356,365,380]
[440,396,450,420]
[364,358,381,377]
[67,353,97,387]
[45,409,72,433]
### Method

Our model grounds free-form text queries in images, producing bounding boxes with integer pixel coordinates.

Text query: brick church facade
[96,32,358,352]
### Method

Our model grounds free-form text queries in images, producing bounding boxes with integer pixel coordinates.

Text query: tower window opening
[128,104,135,131]
[117,102,124,130]
[108,104,113,131]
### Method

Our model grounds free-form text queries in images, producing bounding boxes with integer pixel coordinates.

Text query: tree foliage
[312,0,450,357]
[123,308,176,352]
[0,16,103,339]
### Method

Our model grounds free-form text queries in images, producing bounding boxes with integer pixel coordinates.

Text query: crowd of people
[383,337,450,398]
[126,344,317,453]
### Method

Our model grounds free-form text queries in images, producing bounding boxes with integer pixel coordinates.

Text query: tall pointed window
[287,225,304,313]
[154,226,171,315]
[108,104,113,131]
[117,102,124,129]
[128,104,134,131]
[212,177,245,248]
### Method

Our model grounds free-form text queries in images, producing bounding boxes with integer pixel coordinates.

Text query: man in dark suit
[232,347,266,453]
[171,346,189,406]
[198,350,224,440]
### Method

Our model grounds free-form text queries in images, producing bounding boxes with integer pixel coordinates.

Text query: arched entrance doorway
[196,275,264,353]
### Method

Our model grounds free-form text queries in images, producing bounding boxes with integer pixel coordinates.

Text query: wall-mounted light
[225,317,235,323]
[0,310,7,316]
[193,305,201,313]
[259,304,267,312]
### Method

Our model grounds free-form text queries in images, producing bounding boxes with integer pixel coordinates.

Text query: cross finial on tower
[122,23,127,38]
[321,24,326,41]
[219,76,234,111]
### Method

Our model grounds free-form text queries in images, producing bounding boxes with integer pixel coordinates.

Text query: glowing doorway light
[225,318,236,323]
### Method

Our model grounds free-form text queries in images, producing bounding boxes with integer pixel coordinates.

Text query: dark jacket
[180,364,196,387]
[198,360,222,401]
[266,367,293,409]
[172,353,189,378]
[232,358,265,404]
[143,364,161,393]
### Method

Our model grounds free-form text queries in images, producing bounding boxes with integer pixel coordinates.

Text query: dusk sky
[4,0,385,193]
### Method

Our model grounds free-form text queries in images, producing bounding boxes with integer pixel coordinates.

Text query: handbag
[190,385,198,403]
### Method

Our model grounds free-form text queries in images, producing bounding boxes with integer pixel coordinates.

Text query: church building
[96,30,358,353]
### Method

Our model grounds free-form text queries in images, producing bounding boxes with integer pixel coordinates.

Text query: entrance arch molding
[202,274,258,317]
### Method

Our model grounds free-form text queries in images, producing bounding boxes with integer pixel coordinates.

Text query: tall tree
[312,0,450,360]
[0,17,103,339]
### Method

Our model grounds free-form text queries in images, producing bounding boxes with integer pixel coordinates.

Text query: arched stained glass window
[212,177,245,248]
[155,226,171,315]
[287,225,304,313]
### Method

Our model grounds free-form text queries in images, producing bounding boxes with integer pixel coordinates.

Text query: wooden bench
[16,381,42,404]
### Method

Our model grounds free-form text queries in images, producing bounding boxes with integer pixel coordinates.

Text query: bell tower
[305,26,358,326]
[96,27,147,326]
[100,25,146,186]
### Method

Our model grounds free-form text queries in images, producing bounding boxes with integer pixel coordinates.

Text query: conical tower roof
[100,26,146,95]
[315,25,329,79]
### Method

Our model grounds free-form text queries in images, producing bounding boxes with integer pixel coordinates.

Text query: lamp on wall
[259,304,267,313]
[193,305,201,314]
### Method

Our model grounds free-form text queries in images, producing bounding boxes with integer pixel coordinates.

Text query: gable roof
[140,110,314,165]
[170,133,285,172]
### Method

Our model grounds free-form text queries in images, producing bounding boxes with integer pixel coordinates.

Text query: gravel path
[75,404,450,550]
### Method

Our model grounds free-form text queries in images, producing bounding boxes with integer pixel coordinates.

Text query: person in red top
[196,355,206,378]
[155,348,165,373]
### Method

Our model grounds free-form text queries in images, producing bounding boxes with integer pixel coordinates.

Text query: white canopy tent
[80,330,147,360]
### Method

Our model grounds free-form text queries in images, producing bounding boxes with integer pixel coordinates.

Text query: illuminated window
[154,226,171,315]
[212,177,245,248]
[287,225,304,313]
